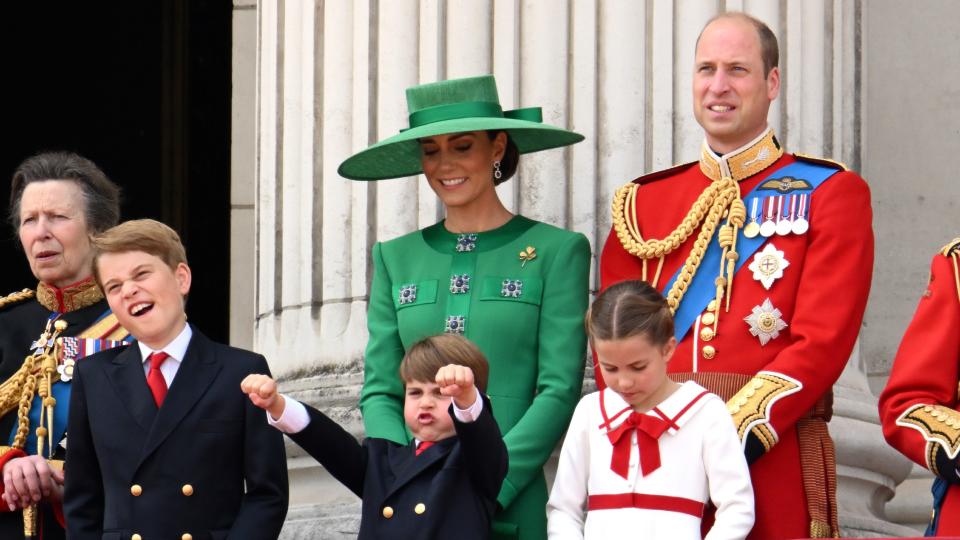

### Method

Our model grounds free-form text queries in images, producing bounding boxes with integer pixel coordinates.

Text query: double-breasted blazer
[64,327,289,540]
[291,394,507,540]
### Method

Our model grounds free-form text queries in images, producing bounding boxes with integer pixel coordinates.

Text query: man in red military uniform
[879,238,960,537]
[599,12,873,540]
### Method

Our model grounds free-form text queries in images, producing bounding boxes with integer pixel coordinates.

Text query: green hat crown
[338,75,583,181]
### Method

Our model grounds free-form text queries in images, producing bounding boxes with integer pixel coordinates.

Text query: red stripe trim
[670,390,710,425]
[598,389,633,431]
[588,493,705,518]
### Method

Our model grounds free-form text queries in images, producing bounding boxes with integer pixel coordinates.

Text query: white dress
[547,381,755,540]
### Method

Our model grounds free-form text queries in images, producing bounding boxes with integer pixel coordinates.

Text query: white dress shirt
[268,386,484,435]
[137,323,193,388]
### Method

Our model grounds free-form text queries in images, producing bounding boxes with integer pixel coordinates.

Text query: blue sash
[663,161,841,341]
[926,477,948,536]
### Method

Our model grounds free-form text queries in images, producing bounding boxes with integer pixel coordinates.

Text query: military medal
[743,197,761,238]
[759,196,777,237]
[792,193,810,234]
[776,195,793,236]
[748,243,790,290]
[744,298,788,345]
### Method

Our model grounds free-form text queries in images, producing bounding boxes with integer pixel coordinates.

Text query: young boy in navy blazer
[241,333,508,540]
[64,219,288,539]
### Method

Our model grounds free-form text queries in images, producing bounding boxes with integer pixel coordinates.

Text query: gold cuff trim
[727,371,802,446]
[699,129,783,182]
[896,403,960,464]
[0,446,18,458]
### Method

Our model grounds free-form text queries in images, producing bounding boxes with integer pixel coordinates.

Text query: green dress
[360,215,589,540]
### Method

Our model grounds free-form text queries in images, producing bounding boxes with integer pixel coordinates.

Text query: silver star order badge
[748,243,790,290]
[744,298,788,346]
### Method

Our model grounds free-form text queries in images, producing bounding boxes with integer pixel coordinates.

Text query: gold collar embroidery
[36,277,104,313]
[699,129,783,182]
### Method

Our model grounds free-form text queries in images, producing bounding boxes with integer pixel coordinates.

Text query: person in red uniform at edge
[599,12,873,540]
[879,238,960,537]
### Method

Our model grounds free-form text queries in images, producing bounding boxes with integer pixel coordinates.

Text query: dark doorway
[0,1,232,342]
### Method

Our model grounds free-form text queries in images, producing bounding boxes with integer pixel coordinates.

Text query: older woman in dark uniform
[0,152,128,539]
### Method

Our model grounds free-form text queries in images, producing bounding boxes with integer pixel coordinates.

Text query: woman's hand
[1,455,64,511]
[241,374,286,420]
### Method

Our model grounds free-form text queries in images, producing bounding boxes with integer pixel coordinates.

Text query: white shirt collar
[138,323,193,364]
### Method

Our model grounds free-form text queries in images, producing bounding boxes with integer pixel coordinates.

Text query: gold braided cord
[0,289,33,310]
[937,237,960,304]
[612,176,744,313]
[12,356,38,450]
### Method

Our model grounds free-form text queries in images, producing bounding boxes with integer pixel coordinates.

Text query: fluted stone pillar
[232,1,928,537]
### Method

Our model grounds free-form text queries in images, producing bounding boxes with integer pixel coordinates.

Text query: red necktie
[415,441,434,456]
[146,351,169,406]
[606,412,669,479]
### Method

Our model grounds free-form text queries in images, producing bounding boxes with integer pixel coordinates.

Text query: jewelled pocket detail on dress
[393,279,438,309]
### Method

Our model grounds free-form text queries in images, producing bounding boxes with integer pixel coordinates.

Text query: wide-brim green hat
[338,75,584,180]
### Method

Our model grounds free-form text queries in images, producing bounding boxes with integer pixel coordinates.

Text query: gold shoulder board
[0,289,34,311]
[793,153,849,171]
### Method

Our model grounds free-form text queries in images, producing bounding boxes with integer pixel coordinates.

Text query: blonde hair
[92,219,187,284]
[587,280,674,346]
[400,334,490,392]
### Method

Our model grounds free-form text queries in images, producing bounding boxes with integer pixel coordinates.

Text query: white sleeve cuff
[266,394,311,434]
[452,388,483,423]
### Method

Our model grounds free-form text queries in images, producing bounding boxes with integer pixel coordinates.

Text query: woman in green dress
[340,75,590,540]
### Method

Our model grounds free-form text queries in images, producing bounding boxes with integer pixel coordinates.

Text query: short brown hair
[697,12,780,77]
[400,334,490,393]
[587,280,674,347]
[92,219,188,284]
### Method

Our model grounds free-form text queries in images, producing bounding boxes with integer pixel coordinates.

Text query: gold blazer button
[130,485,142,497]
[382,506,394,519]
[132,535,142,540]
[414,503,426,515]
[182,534,193,540]
[182,484,194,496]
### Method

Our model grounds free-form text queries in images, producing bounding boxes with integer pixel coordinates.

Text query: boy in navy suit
[241,333,508,540]
[64,219,288,539]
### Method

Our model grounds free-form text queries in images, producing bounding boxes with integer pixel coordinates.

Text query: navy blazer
[291,394,507,540]
[64,327,288,540]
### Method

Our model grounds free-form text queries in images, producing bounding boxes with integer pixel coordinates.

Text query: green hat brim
[337,117,584,181]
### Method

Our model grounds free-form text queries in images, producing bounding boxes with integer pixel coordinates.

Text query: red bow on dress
[606,412,670,479]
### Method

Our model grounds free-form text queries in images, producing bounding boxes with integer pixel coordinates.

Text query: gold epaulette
[0,289,34,311]
[630,161,698,186]
[794,153,849,171]
[940,237,960,257]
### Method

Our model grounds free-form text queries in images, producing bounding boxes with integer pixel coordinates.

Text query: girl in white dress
[547,280,754,540]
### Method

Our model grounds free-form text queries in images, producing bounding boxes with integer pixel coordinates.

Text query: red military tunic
[599,129,874,539]
[879,239,960,536]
